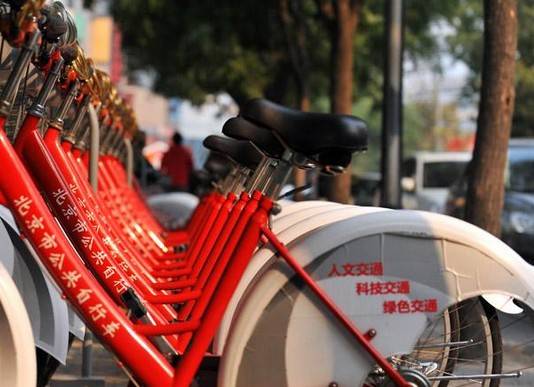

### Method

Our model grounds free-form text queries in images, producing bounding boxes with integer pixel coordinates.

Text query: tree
[279,0,312,200]
[279,0,311,110]
[111,0,458,109]
[464,0,518,236]
[111,1,289,106]
[316,0,363,204]
[111,0,463,203]
[447,0,534,136]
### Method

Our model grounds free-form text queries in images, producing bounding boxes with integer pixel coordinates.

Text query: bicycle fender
[0,207,71,363]
[0,205,16,274]
[214,204,382,354]
[219,209,534,387]
[0,260,36,387]
[147,192,199,228]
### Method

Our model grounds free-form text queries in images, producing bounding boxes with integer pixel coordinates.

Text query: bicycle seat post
[244,156,271,192]
[260,149,294,199]
[227,165,251,195]
[216,165,237,194]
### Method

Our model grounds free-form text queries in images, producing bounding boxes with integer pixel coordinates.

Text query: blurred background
[64,0,487,165]
[60,0,240,171]
[61,0,534,257]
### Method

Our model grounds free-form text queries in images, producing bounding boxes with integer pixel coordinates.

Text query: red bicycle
[0,2,530,387]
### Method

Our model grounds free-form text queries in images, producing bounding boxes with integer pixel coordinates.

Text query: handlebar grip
[39,7,67,43]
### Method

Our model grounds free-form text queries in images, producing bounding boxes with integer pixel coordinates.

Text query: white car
[402,151,471,212]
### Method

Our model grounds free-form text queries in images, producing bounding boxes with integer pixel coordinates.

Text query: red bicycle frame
[0,27,411,387]
[0,119,174,385]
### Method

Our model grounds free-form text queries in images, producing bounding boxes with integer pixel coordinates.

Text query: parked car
[445,138,534,262]
[350,152,470,208]
[402,151,471,212]
[351,172,381,206]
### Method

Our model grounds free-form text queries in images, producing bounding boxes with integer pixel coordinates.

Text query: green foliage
[351,96,382,173]
[112,0,464,173]
[446,0,534,136]
[112,0,456,107]
[355,99,462,174]
[514,62,534,136]
[111,0,284,105]
[351,0,459,112]
[351,0,462,172]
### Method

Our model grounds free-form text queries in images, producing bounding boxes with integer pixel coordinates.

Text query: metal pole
[81,331,94,378]
[88,104,100,191]
[380,0,404,208]
[81,104,100,379]
[124,138,134,186]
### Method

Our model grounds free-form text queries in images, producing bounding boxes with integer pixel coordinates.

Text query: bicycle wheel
[220,272,503,387]
[368,298,502,387]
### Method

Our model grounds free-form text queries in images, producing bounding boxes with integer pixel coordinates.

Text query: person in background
[161,132,194,191]
[132,131,168,194]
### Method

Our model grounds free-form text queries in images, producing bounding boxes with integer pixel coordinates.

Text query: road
[500,311,534,386]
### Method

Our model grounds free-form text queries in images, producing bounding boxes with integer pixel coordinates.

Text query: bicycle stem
[48,79,80,130]
[74,122,92,151]
[28,56,64,118]
[63,94,90,144]
[0,30,41,115]
[99,127,116,154]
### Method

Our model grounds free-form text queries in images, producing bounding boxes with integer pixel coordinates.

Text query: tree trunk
[293,96,310,200]
[465,0,517,237]
[327,0,360,204]
[279,0,311,201]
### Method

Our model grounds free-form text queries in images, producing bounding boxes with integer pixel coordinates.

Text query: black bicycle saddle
[240,98,368,168]
[222,117,285,158]
[203,135,263,170]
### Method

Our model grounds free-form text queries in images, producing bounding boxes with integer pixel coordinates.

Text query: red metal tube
[0,118,174,386]
[144,290,201,304]
[261,225,411,387]
[152,278,197,291]
[172,194,271,386]
[134,320,200,336]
